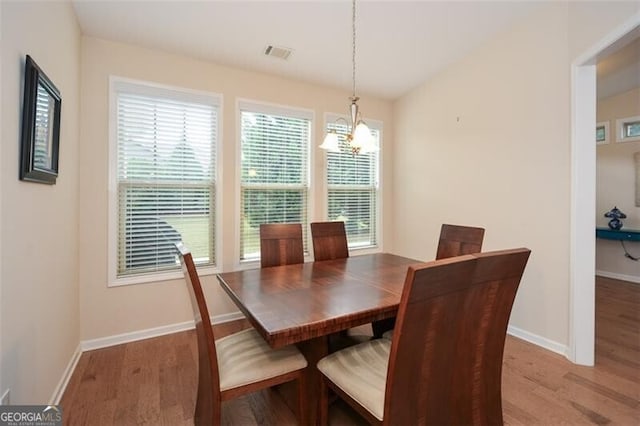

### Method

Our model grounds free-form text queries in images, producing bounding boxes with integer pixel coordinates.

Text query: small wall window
[615,116,640,143]
[596,121,609,145]
[624,121,640,138]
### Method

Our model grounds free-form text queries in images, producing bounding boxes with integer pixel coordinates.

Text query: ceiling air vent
[264,45,293,60]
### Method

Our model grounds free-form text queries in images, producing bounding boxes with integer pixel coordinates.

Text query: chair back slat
[259,223,304,268]
[311,221,349,261]
[176,242,221,425]
[436,224,485,260]
[384,248,530,426]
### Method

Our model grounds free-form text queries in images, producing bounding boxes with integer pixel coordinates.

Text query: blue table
[596,227,640,242]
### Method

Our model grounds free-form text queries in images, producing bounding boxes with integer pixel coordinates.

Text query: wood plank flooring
[60,277,639,425]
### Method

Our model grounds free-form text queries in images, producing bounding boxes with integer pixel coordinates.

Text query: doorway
[571,16,640,365]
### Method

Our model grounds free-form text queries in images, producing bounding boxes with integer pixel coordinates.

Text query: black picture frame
[20,55,62,184]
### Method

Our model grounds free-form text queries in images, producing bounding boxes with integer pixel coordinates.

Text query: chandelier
[319,0,378,156]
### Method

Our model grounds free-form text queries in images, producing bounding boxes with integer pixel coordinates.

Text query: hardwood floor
[60,277,639,425]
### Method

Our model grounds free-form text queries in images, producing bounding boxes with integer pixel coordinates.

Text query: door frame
[570,12,640,365]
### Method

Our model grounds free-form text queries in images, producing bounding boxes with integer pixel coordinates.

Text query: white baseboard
[50,343,82,405]
[507,324,569,358]
[80,311,245,352]
[596,270,640,284]
[52,311,245,405]
[57,314,565,405]
[212,311,246,324]
[80,320,193,352]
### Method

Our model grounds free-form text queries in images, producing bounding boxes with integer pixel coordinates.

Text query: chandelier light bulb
[319,131,340,152]
[352,121,378,153]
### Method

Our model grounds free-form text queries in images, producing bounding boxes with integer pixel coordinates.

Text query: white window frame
[235,99,314,267]
[108,76,223,287]
[323,113,383,254]
[615,115,640,143]
[595,121,609,145]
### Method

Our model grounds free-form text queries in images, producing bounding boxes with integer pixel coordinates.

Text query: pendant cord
[352,0,357,99]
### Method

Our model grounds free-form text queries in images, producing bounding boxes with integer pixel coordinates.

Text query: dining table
[216,252,421,424]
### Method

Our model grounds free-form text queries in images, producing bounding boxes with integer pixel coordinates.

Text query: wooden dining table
[216,252,420,424]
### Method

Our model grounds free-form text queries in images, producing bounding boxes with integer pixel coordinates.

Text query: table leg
[296,336,329,426]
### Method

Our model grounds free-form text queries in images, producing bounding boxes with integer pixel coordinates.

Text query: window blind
[239,105,310,260]
[326,120,379,248]
[116,89,218,277]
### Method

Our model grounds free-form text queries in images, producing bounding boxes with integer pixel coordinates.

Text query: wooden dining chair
[175,243,308,426]
[374,223,486,339]
[318,248,530,425]
[311,221,372,348]
[311,221,349,261]
[436,223,485,260]
[259,223,305,268]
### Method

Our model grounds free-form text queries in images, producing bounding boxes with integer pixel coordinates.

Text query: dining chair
[317,248,530,425]
[311,221,349,261]
[175,242,308,426]
[436,223,485,260]
[259,223,304,268]
[311,221,372,349]
[374,223,486,339]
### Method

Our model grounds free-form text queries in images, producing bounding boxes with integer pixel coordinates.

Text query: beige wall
[1,1,80,403]
[596,87,640,280]
[79,37,393,341]
[1,2,633,400]
[0,0,4,400]
[391,1,639,349]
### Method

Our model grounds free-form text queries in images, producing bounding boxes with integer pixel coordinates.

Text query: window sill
[616,136,640,143]
[109,264,219,287]
[349,245,381,256]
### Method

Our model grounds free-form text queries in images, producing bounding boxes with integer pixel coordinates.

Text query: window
[616,116,640,143]
[596,121,609,145]
[110,79,220,285]
[239,101,311,261]
[325,116,380,249]
[624,121,640,138]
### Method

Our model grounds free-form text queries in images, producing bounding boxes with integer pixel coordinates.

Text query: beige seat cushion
[317,338,390,421]
[216,328,307,391]
[382,329,394,340]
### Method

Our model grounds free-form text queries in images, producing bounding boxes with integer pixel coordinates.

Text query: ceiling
[597,35,640,100]
[72,0,541,100]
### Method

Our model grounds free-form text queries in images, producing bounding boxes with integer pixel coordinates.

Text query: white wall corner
[50,344,83,405]
[52,311,245,404]
[570,62,597,366]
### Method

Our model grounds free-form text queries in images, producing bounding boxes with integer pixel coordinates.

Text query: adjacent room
[1,0,639,424]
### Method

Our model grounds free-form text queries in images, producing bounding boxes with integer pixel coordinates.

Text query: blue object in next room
[604,206,627,230]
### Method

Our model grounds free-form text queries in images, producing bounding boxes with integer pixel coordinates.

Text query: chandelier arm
[334,117,350,126]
